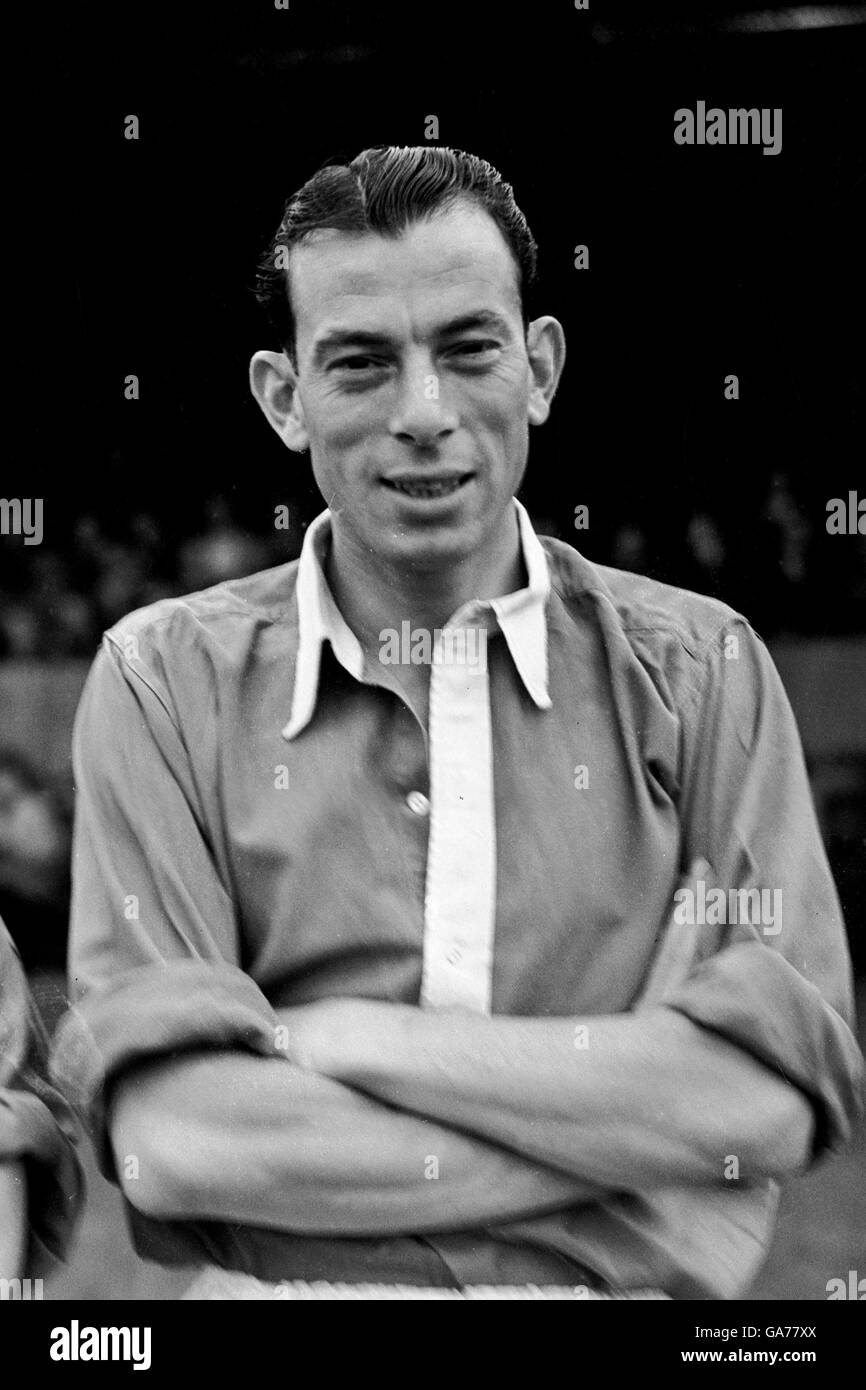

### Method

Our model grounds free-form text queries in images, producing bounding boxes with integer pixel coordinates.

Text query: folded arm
[277,996,814,1188]
[108,1047,605,1233]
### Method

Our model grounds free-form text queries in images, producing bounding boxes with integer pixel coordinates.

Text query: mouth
[382,472,474,500]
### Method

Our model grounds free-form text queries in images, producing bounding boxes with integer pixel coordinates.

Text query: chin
[387,542,472,573]
[382,520,483,567]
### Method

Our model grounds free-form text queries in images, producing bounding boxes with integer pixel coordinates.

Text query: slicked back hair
[254,145,538,362]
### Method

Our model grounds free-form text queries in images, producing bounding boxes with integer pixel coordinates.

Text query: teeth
[391,478,465,498]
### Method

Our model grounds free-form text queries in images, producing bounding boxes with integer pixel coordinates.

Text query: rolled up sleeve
[1,924,84,1271]
[666,617,863,1156]
[50,629,279,1176]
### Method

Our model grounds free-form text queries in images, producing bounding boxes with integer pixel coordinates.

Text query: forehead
[289,203,522,347]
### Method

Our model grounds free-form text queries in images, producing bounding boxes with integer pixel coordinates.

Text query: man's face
[288,203,536,570]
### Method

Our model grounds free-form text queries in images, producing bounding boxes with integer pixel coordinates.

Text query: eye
[450,339,500,355]
[331,355,384,372]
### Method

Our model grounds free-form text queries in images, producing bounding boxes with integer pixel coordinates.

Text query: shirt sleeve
[50,630,280,1176]
[663,615,863,1157]
[0,922,84,1273]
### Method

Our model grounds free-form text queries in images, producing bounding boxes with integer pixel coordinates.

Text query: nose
[389,356,458,447]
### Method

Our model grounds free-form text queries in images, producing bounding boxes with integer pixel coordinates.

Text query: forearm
[296,1003,815,1188]
[0,1160,27,1280]
[108,1049,604,1234]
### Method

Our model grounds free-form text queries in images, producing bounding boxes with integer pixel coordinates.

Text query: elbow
[108,1077,208,1220]
[743,1082,815,1180]
[111,1117,201,1219]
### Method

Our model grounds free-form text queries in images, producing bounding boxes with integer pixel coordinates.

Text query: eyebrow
[311,311,515,366]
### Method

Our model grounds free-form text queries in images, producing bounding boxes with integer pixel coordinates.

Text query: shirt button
[406,790,430,816]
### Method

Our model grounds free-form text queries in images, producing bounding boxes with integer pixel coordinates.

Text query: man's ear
[526,317,566,427]
[249,350,309,452]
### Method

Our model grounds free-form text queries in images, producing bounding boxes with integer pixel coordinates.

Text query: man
[1,917,82,1289]
[52,146,862,1299]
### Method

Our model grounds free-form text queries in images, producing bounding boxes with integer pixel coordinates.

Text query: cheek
[305,390,383,453]
[464,361,531,424]
[472,395,530,479]
[469,388,529,449]
[304,405,369,461]
[307,413,382,502]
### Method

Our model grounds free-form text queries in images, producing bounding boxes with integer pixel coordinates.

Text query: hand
[274,997,408,1077]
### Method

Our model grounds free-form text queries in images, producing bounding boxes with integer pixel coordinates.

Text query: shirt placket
[420,612,496,1014]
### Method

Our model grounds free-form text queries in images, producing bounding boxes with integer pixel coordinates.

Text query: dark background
[2,0,864,1300]
[5,0,866,641]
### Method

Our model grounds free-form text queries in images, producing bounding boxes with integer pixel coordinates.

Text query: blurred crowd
[2,474,864,660]
[572,471,866,639]
[0,496,306,661]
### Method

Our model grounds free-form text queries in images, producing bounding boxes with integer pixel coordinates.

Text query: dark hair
[254,145,538,361]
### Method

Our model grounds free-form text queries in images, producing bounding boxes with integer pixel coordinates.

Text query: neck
[325,508,525,654]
